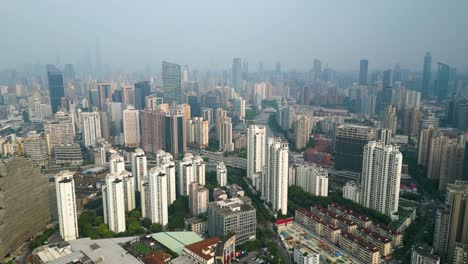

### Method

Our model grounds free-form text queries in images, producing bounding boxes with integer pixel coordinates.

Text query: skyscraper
[80,111,102,146]
[382,69,392,88]
[131,148,147,192]
[134,81,151,110]
[247,125,266,190]
[360,141,402,216]
[263,138,289,216]
[275,61,281,81]
[334,124,376,172]
[359,60,368,86]
[47,64,65,113]
[291,163,329,197]
[123,105,140,147]
[383,105,397,134]
[313,59,322,81]
[97,82,112,111]
[162,61,182,104]
[103,173,127,233]
[165,109,186,156]
[145,167,169,226]
[433,181,468,262]
[232,58,243,92]
[436,62,450,99]
[422,52,432,97]
[55,170,78,241]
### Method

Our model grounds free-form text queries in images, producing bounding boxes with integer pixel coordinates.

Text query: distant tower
[359,59,368,86]
[422,52,432,97]
[183,65,189,82]
[232,58,243,92]
[162,61,182,104]
[134,81,151,110]
[55,171,78,241]
[46,65,65,113]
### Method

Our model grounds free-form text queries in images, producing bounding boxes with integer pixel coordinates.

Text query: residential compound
[295,203,402,264]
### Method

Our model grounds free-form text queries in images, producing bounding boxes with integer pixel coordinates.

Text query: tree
[151,223,163,233]
[97,223,109,236]
[95,216,104,226]
[141,218,152,229]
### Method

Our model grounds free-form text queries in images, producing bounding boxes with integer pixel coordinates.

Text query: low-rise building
[339,231,380,264]
[182,237,220,264]
[185,217,208,237]
[411,244,440,264]
[208,197,256,245]
[293,245,320,264]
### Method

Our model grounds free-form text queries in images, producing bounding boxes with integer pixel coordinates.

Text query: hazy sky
[1,0,468,72]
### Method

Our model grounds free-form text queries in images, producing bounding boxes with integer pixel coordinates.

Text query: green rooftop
[151,231,203,255]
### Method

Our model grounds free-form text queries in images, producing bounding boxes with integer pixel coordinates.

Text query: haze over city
[1,2,468,264]
[1,0,468,71]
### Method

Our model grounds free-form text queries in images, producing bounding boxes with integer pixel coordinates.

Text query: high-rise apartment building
[55,170,78,241]
[156,150,177,204]
[217,162,227,187]
[290,163,328,197]
[334,124,376,172]
[359,60,368,86]
[189,182,209,216]
[123,105,140,147]
[427,135,447,180]
[162,61,182,104]
[140,109,165,154]
[178,154,195,196]
[343,181,360,204]
[247,125,266,190]
[438,139,465,191]
[80,111,102,146]
[418,126,435,167]
[433,181,468,262]
[232,58,243,92]
[47,65,65,113]
[131,148,147,192]
[263,138,289,216]
[102,173,127,233]
[219,116,234,152]
[110,153,125,174]
[144,167,168,226]
[360,141,402,216]
[383,105,397,134]
[293,115,311,150]
[122,85,135,106]
[134,81,151,110]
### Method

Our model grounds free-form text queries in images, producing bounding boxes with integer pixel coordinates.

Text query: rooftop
[184,237,220,261]
[152,232,203,255]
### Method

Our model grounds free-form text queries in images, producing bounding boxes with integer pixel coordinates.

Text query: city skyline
[1,1,468,72]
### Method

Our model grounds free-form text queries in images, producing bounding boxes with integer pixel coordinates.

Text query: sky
[1,0,468,72]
